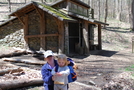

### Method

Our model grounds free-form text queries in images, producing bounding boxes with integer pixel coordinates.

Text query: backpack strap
[55,65,59,72]
[67,58,74,66]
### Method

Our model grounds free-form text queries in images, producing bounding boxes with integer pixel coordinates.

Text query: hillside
[102,19,133,52]
[0,0,41,22]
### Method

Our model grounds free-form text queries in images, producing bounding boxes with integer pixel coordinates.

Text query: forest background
[0,0,133,30]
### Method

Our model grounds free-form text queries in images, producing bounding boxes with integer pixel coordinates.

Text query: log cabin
[0,0,108,55]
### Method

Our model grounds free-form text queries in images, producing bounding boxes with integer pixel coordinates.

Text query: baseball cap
[44,50,54,58]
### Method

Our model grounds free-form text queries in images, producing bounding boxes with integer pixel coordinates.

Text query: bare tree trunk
[7,0,11,12]
[128,0,133,29]
[115,0,118,19]
[104,0,108,28]
[88,0,91,6]
[24,0,27,3]
[98,0,101,21]
[113,0,116,18]
[132,0,134,31]
[41,0,43,3]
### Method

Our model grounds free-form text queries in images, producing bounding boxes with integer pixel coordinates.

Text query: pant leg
[54,84,60,90]
[60,84,68,90]
[48,85,54,90]
[44,84,54,90]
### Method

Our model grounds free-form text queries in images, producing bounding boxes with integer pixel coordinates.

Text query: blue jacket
[41,59,74,90]
[41,60,58,90]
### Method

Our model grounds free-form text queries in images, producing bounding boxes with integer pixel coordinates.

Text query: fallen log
[0,67,23,76]
[0,51,27,58]
[13,47,44,54]
[0,79,43,90]
[2,58,46,65]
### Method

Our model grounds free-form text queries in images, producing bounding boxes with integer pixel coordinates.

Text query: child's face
[58,59,66,67]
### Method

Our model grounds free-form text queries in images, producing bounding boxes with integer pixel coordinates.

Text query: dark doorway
[68,22,79,54]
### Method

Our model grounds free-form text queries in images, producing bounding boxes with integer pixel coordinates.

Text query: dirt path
[0,47,134,90]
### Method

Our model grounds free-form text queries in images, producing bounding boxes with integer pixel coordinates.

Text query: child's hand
[56,72,62,76]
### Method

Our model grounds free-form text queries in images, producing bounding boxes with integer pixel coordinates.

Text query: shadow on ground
[93,50,118,57]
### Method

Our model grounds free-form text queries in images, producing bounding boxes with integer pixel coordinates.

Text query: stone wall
[27,10,40,51]
[45,13,59,52]
[0,10,59,52]
[0,18,25,48]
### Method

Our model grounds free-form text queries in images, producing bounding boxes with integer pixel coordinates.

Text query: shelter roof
[0,17,17,27]
[61,10,109,25]
[9,1,76,22]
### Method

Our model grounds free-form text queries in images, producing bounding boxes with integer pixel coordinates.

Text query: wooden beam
[15,13,25,26]
[25,34,59,38]
[33,5,42,18]
[98,24,102,50]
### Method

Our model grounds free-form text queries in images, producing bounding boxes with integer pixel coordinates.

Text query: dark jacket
[41,60,58,90]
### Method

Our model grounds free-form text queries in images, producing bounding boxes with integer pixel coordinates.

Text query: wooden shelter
[2,1,108,55]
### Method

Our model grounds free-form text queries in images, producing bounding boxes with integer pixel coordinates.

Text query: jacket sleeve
[60,66,70,76]
[41,66,53,85]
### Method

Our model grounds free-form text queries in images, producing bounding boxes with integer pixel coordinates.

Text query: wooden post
[40,11,45,50]
[98,24,102,50]
[83,21,89,55]
[23,15,29,49]
[58,21,64,54]
[64,22,69,54]
[54,17,64,54]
